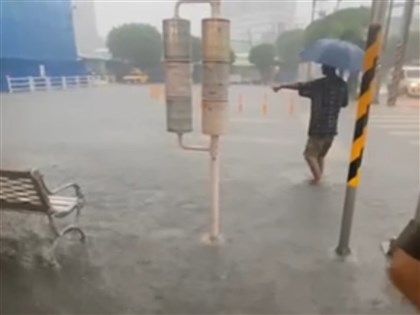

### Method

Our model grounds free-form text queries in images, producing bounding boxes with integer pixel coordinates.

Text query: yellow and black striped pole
[336,0,388,257]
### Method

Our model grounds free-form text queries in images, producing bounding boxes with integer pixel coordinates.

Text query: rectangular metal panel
[202,62,230,101]
[167,97,193,133]
[163,18,191,61]
[202,19,230,62]
[202,100,228,135]
[165,62,192,98]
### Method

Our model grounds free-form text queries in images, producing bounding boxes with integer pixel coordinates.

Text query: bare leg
[318,138,333,177]
[305,155,322,183]
[318,157,325,175]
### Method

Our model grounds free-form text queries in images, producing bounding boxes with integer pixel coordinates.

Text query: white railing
[6,75,110,93]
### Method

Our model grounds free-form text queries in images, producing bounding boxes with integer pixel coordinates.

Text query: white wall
[72,0,104,55]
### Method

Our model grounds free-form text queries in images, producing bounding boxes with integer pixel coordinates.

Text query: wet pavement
[1,85,418,314]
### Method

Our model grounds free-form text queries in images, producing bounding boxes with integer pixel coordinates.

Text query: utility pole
[335,0,343,12]
[382,0,394,65]
[306,0,317,80]
[336,0,388,257]
[374,0,394,104]
[310,0,317,31]
[387,0,415,107]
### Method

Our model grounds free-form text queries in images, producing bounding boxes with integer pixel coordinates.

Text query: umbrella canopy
[300,39,364,72]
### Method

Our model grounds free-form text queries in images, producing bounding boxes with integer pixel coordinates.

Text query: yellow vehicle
[123,68,149,84]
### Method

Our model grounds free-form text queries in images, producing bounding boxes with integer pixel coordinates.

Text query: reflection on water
[0,242,122,315]
[0,211,123,315]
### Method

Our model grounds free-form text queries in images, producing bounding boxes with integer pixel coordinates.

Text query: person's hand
[272,85,283,93]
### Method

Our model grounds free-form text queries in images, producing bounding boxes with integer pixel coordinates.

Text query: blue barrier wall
[0,0,86,91]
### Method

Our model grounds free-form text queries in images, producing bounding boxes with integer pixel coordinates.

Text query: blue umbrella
[300,39,364,72]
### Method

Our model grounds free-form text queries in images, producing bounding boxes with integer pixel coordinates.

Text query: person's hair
[322,65,337,77]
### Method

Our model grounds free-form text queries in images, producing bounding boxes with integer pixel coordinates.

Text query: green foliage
[305,7,370,48]
[276,29,305,67]
[106,23,162,70]
[340,28,365,48]
[249,43,275,83]
[249,43,275,70]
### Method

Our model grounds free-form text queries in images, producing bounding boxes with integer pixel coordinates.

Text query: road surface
[1,85,418,314]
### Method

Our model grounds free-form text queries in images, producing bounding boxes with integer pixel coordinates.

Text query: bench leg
[47,214,60,238]
[60,225,86,242]
[47,206,86,259]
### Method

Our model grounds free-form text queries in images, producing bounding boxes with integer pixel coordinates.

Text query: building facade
[72,0,105,56]
[222,1,297,44]
[0,0,86,91]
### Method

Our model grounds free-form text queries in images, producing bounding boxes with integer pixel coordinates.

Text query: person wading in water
[273,65,348,184]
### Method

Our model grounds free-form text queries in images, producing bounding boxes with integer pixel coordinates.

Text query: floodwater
[1,86,417,314]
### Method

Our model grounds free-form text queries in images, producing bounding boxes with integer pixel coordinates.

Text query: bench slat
[49,196,78,217]
[1,179,45,212]
[0,168,86,259]
[49,196,78,205]
[0,169,50,212]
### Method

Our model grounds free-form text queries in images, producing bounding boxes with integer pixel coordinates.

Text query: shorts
[304,136,334,159]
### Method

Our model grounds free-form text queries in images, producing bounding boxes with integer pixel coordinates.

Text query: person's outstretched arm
[273,79,319,99]
[272,82,302,92]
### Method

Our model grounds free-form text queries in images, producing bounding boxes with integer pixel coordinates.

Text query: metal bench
[0,169,86,255]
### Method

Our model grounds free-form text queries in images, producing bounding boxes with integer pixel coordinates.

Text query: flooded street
[1,86,417,314]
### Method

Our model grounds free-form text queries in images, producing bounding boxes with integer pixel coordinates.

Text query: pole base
[335,246,351,257]
[201,233,224,246]
[332,247,358,263]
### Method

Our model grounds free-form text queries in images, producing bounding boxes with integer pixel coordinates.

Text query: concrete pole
[209,136,221,240]
[374,0,393,104]
[336,0,388,257]
[382,0,394,70]
[387,0,415,107]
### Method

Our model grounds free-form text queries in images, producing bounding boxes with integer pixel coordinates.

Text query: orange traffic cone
[159,86,165,102]
[289,94,295,115]
[238,94,244,113]
[262,93,268,115]
[153,86,159,101]
[150,86,155,99]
